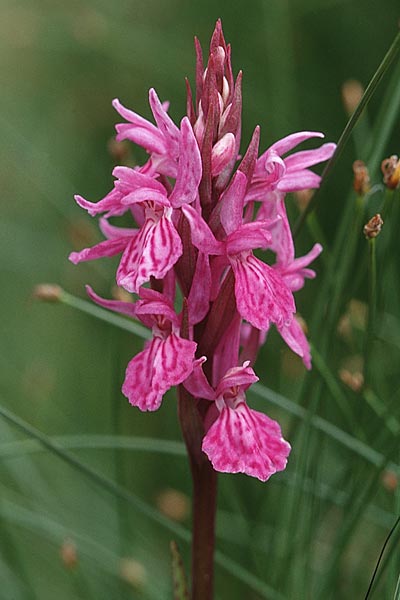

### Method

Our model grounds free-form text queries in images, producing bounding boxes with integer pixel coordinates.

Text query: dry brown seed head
[363,213,383,239]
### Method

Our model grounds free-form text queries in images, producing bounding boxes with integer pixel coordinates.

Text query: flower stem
[177,385,217,600]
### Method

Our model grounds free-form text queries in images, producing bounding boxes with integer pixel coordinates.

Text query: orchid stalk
[69,20,335,599]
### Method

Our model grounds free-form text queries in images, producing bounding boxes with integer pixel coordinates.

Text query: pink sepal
[202,402,291,481]
[112,166,166,194]
[148,88,180,154]
[116,216,182,293]
[226,220,274,254]
[277,243,322,292]
[219,170,247,235]
[278,318,311,369]
[169,117,202,208]
[285,142,336,171]
[181,205,224,255]
[276,170,321,192]
[85,285,137,319]
[69,237,129,265]
[266,131,325,156]
[230,252,295,330]
[187,252,211,325]
[74,190,125,218]
[183,358,215,400]
[99,218,137,240]
[122,333,197,411]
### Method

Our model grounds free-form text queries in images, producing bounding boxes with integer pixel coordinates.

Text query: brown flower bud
[294,189,313,213]
[60,539,78,569]
[33,284,63,302]
[107,138,131,164]
[363,214,383,239]
[339,368,364,392]
[381,155,400,189]
[341,79,364,115]
[156,488,190,522]
[119,558,147,588]
[352,160,370,195]
[381,470,398,492]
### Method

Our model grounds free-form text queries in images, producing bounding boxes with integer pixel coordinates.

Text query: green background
[1,1,400,598]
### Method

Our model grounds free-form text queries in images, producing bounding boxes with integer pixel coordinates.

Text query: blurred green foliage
[1,0,400,598]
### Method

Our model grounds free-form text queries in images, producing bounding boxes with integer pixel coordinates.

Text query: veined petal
[230,252,295,330]
[181,205,224,255]
[116,215,183,293]
[121,188,170,207]
[215,363,258,397]
[278,317,311,369]
[122,334,196,411]
[202,402,291,481]
[169,117,202,208]
[69,237,129,265]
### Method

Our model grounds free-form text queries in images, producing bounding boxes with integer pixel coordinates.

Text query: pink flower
[185,361,291,481]
[86,286,197,411]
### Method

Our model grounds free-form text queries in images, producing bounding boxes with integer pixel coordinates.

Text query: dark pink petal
[257,194,294,265]
[122,334,197,411]
[266,131,324,157]
[202,402,291,481]
[181,205,224,255]
[230,252,295,330]
[69,237,129,265]
[169,117,202,208]
[183,358,215,400]
[85,285,137,319]
[116,215,183,293]
[285,142,336,171]
[276,170,321,192]
[135,288,178,325]
[187,252,211,325]
[254,151,286,184]
[278,318,311,369]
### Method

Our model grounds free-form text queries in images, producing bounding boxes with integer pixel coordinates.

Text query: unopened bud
[341,79,364,115]
[107,138,131,163]
[211,132,236,176]
[156,488,190,522]
[363,214,383,239]
[60,538,78,569]
[352,160,370,195]
[339,368,364,392]
[381,155,400,189]
[119,558,147,589]
[381,470,398,492]
[294,189,313,213]
[33,284,63,302]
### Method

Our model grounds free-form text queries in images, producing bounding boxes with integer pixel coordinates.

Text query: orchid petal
[183,358,215,400]
[116,215,182,293]
[230,252,295,330]
[181,205,224,255]
[285,143,336,171]
[169,117,202,208]
[187,252,211,325]
[69,237,129,265]
[278,318,311,369]
[122,334,196,411]
[202,402,291,481]
[276,170,321,192]
[149,88,180,153]
[85,285,137,319]
[266,131,324,156]
[219,170,247,235]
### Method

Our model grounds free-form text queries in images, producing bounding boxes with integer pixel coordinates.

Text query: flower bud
[211,132,236,176]
[381,155,400,189]
[341,79,364,115]
[363,214,383,239]
[33,284,63,302]
[352,160,370,195]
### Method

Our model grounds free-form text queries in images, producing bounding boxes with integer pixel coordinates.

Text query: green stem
[365,237,377,384]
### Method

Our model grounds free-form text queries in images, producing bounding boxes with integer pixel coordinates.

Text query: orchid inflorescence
[70,20,335,482]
